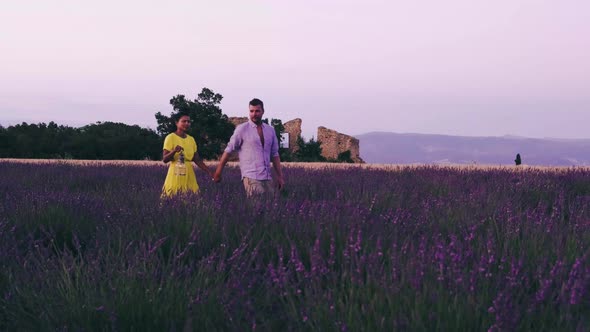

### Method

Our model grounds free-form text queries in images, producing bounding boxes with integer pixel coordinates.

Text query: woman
[162,112,213,196]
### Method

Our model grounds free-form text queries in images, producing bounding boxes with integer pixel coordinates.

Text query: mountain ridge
[355,132,590,166]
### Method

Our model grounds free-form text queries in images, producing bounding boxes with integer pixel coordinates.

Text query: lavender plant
[0,161,588,331]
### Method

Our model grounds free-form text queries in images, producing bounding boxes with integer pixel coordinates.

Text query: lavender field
[0,161,589,331]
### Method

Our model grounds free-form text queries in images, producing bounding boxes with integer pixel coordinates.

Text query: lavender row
[0,161,588,331]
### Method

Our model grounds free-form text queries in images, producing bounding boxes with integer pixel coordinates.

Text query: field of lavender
[0,160,589,331]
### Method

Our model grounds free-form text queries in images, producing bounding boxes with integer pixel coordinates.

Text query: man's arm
[213,125,243,182]
[213,152,231,182]
[272,155,284,190]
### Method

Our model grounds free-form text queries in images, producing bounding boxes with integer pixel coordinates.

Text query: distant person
[213,98,285,197]
[162,112,214,197]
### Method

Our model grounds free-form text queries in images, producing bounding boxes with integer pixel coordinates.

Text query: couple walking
[161,98,285,198]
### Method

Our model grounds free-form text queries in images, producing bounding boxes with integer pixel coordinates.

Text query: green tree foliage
[0,122,77,158]
[263,118,292,161]
[71,122,161,160]
[0,121,160,160]
[270,118,285,145]
[154,88,234,160]
[279,148,293,162]
[293,136,326,162]
[515,153,522,166]
[0,125,13,157]
[337,150,354,163]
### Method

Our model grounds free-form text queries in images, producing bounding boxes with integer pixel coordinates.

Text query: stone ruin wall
[229,117,248,127]
[317,126,364,163]
[228,117,362,163]
[283,118,302,153]
[228,117,302,154]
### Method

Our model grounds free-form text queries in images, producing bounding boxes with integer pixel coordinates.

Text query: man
[213,98,285,197]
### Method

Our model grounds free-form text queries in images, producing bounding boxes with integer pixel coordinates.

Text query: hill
[356,132,590,166]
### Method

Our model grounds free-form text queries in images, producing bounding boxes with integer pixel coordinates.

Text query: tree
[155,88,234,160]
[1,121,159,160]
[0,122,78,158]
[263,118,291,161]
[270,119,285,146]
[337,150,354,163]
[515,153,522,166]
[0,125,12,157]
[293,136,326,162]
[72,122,160,160]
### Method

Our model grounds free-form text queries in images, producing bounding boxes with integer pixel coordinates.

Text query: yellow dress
[162,133,199,196]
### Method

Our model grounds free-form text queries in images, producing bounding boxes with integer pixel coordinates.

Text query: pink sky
[1,0,589,139]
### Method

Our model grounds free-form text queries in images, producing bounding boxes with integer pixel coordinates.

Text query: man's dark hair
[249,98,264,110]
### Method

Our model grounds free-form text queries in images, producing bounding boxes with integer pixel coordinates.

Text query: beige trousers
[243,177,276,198]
